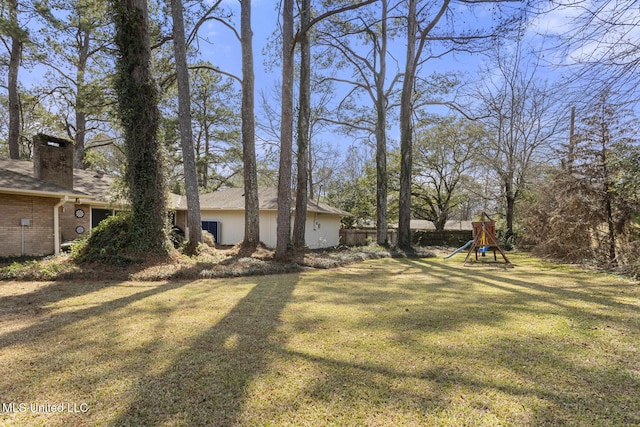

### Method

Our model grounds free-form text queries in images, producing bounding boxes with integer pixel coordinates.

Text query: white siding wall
[199,211,245,246]
[199,210,340,248]
[259,211,278,248]
[305,213,342,248]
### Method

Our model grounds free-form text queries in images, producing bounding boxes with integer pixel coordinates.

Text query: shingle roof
[71,169,116,203]
[1,159,348,216]
[173,187,349,216]
[0,159,89,198]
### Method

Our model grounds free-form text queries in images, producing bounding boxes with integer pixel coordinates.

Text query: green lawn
[0,253,638,426]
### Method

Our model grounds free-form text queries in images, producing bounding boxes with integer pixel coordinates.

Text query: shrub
[73,212,145,266]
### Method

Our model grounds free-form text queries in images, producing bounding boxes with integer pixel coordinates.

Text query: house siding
[174,210,188,234]
[200,211,247,246]
[198,210,340,249]
[0,194,57,257]
[305,213,342,249]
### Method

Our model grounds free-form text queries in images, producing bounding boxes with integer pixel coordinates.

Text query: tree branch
[294,0,378,45]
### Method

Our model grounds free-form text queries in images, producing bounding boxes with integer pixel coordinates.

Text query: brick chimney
[33,134,74,190]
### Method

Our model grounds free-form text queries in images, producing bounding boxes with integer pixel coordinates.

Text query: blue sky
[19,0,631,154]
[198,1,281,94]
[19,0,632,110]
[194,1,509,148]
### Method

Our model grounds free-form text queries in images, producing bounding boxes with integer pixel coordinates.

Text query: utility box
[21,218,30,226]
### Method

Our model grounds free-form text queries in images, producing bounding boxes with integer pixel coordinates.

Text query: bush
[72,212,145,266]
[169,226,186,249]
[412,229,473,247]
[497,230,516,251]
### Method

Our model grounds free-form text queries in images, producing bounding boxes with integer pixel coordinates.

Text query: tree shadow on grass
[2,256,636,425]
[0,258,170,317]
[404,260,640,316]
[277,333,640,425]
[0,280,194,351]
[110,274,298,426]
[270,258,640,425]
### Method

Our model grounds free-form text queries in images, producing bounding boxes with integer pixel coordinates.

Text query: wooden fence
[412,229,473,247]
[339,228,472,247]
[339,229,397,246]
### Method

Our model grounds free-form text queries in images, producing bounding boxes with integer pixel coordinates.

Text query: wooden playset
[462,212,511,266]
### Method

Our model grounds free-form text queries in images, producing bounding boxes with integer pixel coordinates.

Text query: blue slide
[444,240,474,259]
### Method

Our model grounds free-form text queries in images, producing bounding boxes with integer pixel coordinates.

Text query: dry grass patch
[0,253,638,426]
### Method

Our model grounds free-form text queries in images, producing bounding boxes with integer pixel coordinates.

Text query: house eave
[0,187,92,201]
[194,207,348,216]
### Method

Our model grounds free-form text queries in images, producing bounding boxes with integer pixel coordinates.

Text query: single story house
[0,135,348,257]
[0,135,125,257]
[171,188,349,249]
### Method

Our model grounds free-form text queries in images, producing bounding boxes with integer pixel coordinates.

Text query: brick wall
[60,202,91,242]
[0,194,57,257]
[33,134,74,189]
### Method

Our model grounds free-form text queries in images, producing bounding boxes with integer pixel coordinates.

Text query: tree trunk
[7,0,21,160]
[203,123,210,188]
[398,0,449,249]
[74,108,88,168]
[293,0,311,251]
[505,179,515,240]
[308,145,314,200]
[602,136,616,266]
[74,32,90,168]
[605,193,616,265]
[567,105,576,173]
[240,0,260,248]
[375,0,388,246]
[434,212,447,232]
[171,0,202,253]
[275,0,294,260]
[398,0,417,249]
[375,109,388,246]
[113,0,168,254]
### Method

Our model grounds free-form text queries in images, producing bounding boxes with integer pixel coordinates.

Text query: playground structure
[445,212,511,266]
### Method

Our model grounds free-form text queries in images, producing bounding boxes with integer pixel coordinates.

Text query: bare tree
[475,37,561,240]
[397,0,449,248]
[171,0,202,253]
[546,0,640,104]
[315,0,398,246]
[396,0,525,248]
[292,0,311,251]
[275,0,294,260]
[240,0,260,249]
[3,0,26,159]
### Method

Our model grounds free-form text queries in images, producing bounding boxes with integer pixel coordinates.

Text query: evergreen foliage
[73,212,144,266]
[111,0,169,255]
